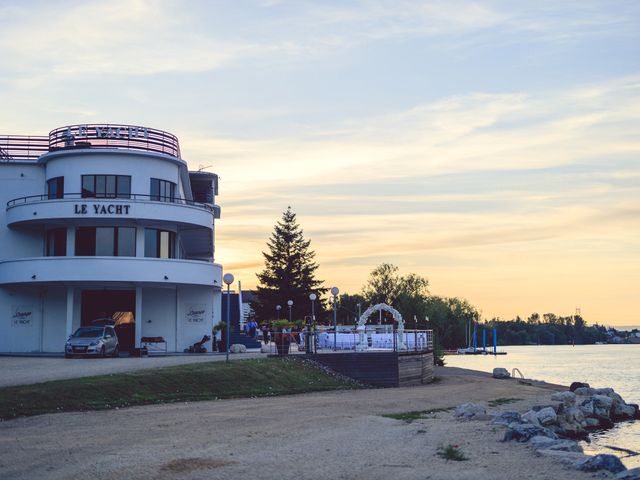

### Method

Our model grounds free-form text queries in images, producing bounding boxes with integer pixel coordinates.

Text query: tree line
[253,208,606,349]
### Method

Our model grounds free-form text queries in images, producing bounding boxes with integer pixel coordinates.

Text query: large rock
[592,394,613,417]
[569,382,590,392]
[577,454,626,474]
[536,449,591,467]
[574,387,594,396]
[493,411,521,426]
[493,367,511,379]
[536,406,558,426]
[521,410,541,427]
[229,343,247,353]
[529,436,582,453]
[454,402,486,419]
[551,391,576,406]
[502,422,558,442]
[617,467,640,480]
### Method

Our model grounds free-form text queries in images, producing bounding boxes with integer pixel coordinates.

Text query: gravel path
[0,368,602,480]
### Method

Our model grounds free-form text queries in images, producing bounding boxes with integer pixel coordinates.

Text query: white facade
[0,124,223,353]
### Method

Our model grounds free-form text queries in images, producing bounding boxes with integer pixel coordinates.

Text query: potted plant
[271,320,294,355]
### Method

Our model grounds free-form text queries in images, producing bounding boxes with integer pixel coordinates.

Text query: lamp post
[287,300,293,323]
[308,293,317,354]
[331,287,339,350]
[276,304,281,320]
[357,303,361,323]
[222,273,234,363]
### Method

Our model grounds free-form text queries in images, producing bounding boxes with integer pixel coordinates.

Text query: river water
[445,344,640,467]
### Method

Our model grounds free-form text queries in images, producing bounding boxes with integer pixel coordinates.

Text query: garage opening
[81,290,136,352]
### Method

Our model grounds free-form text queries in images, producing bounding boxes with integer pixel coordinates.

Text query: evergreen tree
[254,207,326,321]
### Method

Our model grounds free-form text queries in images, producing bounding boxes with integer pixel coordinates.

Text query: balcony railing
[6,193,215,212]
[0,124,181,161]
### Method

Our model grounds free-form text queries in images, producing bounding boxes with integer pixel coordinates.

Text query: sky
[0,0,638,325]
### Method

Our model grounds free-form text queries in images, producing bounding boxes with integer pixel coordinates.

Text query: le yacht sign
[74,204,131,215]
[61,124,149,140]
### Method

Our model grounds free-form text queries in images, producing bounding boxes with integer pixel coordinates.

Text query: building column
[135,227,145,257]
[135,286,143,349]
[66,287,74,338]
[66,227,75,256]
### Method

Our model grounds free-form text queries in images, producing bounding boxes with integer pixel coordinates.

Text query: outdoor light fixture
[164,275,169,280]
[331,286,339,350]
[31,274,36,279]
[308,293,317,354]
[287,299,293,323]
[276,304,281,320]
[223,272,235,363]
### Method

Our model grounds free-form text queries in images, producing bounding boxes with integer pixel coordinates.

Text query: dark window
[45,228,67,256]
[47,177,64,199]
[144,228,175,258]
[81,175,131,198]
[75,227,136,256]
[150,178,176,202]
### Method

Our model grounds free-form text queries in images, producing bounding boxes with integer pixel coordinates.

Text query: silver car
[65,326,119,358]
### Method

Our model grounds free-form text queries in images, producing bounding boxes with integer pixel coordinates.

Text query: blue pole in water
[482,328,486,353]
[493,327,497,355]
[473,322,477,352]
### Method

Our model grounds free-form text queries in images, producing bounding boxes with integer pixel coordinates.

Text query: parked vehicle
[65,326,119,358]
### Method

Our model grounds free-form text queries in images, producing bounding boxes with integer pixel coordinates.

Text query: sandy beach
[0,365,616,480]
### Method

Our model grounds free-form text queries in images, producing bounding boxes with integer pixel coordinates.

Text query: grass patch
[0,358,361,420]
[382,407,453,423]
[488,397,522,407]
[437,444,468,461]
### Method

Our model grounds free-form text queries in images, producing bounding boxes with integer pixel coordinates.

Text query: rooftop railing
[0,135,49,161]
[0,124,181,161]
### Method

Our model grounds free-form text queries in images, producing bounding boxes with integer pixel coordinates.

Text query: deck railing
[0,124,181,161]
[265,328,433,355]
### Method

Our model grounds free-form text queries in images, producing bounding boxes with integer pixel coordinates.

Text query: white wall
[141,286,177,351]
[42,286,66,352]
[44,151,183,197]
[0,163,45,260]
[177,285,215,352]
[0,287,43,352]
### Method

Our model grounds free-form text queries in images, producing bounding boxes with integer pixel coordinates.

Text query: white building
[0,124,222,353]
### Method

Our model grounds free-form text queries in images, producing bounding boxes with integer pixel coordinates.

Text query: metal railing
[265,328,434,354]
[6,192,216,211]
[0,124,181,161]
[49,124,181,158]
[0,135,49,161]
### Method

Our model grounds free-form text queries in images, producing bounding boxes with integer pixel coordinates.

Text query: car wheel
[112,345,119,357]
[101,346,106,358]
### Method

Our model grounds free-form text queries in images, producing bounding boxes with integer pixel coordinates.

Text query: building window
[144,228,175,258]
[81,175,131,198]
[45,228,66,256]
[47,177,64,199]
[150,178,176,202]
[75,227,136,256]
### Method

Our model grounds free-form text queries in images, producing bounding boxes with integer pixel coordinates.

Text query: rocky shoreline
[454,374,640,478]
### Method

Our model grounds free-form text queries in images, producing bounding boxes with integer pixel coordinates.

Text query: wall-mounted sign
[185,304,206,324]
[74,204,130,215]
[62,124,149,140]
[12,305,33,327]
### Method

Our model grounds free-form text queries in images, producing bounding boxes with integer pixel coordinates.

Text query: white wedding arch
[356,303,406,351]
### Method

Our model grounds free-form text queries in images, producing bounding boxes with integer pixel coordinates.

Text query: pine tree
[254,207,326,321]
